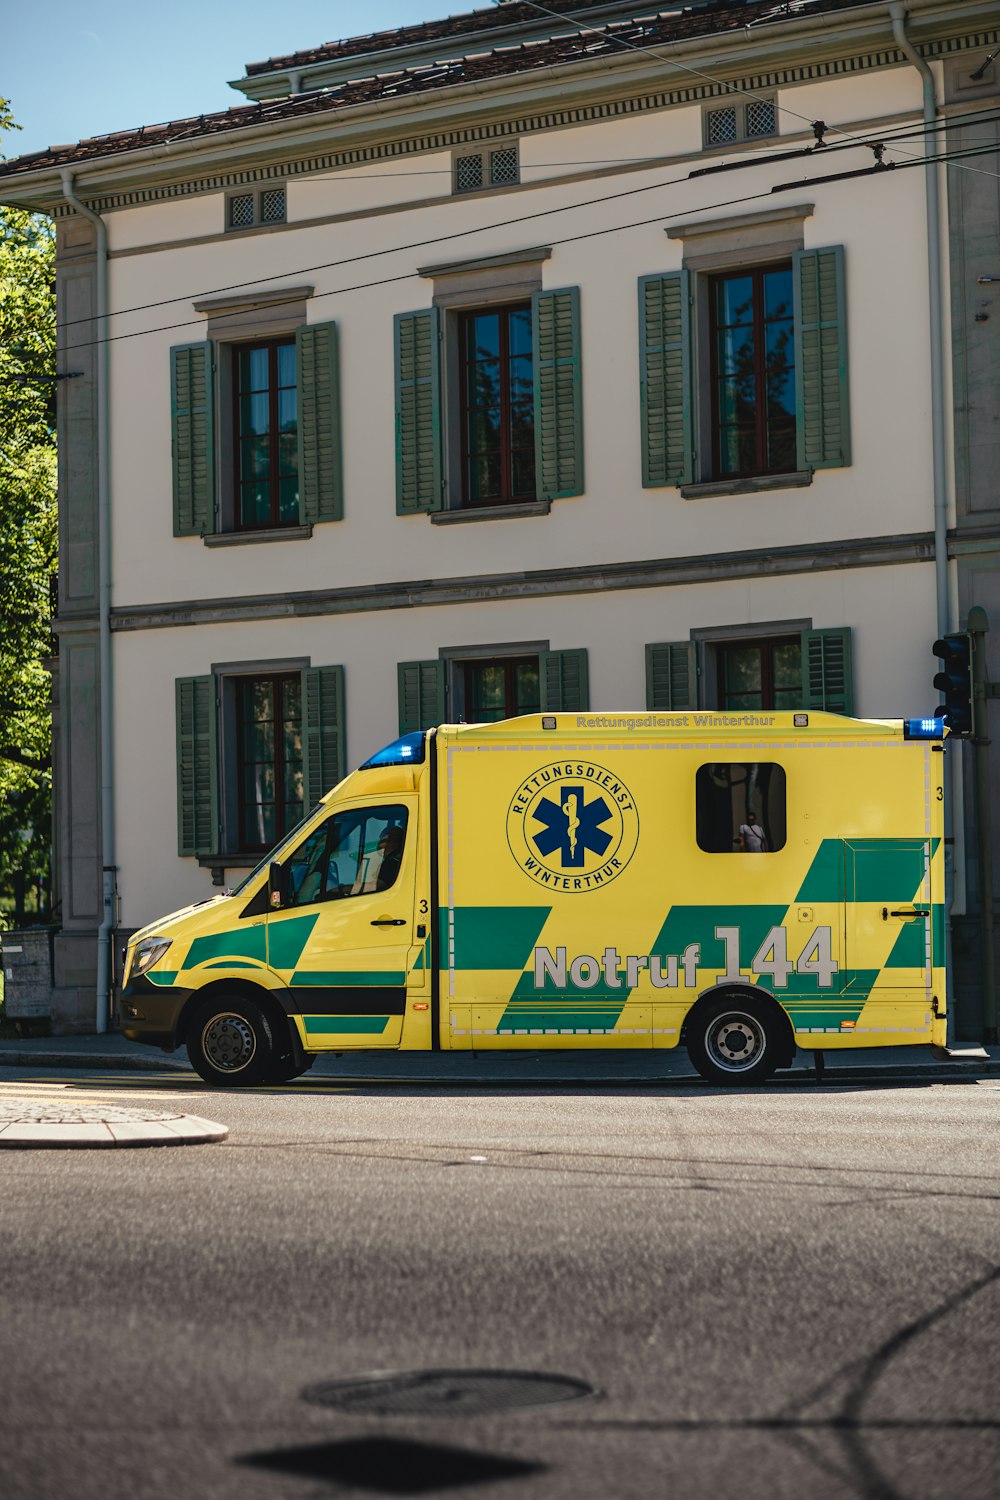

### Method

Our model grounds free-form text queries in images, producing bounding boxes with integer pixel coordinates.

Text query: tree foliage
[0,99,57,918]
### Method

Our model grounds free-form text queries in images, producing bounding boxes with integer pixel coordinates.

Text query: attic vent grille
[703,95,778,149]
[229,194,255,228]
[746,99,778,138]
[706,107,738,145]
[490,147,519,185]
[454,142,520,194]
[455,154,485,192]
[261,188,287,223]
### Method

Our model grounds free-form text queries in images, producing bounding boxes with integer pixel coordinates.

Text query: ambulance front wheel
[686,994,782,1086]
[187,995,274,1087]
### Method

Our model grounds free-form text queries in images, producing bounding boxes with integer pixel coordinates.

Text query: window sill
[196,855,261,869]
[680,471,813,501]
[203,524,313,548]
[430,500,551,526]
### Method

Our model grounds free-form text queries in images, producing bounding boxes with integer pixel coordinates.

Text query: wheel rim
[705,1009,766,1074]
[201,1012,256,1073]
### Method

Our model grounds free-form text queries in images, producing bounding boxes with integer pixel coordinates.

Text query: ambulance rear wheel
[687,995,779,1086]
[187,995,273,1087]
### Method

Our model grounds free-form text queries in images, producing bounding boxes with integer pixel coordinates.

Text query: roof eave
[0,0,978,214]
[227,0,658,100]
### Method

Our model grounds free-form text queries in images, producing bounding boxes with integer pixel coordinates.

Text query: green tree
[0,99,57,922]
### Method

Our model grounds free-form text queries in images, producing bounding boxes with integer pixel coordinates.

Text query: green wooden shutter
[176,676,218,856]
[302,665,346,811]
[171,343,215,536]
[794,246,851,470]
[638,272,694,487]
[398,660,446,734]
[297,322,343,524]
[645,642,697,709]
[532,287,583,500]
[802,628,853,715]
[540,649,589,711]
[394,309,443,514]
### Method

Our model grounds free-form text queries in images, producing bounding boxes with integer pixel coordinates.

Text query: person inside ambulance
[347,811,408,895]
[374,823,405,890]
[738,810,767,853]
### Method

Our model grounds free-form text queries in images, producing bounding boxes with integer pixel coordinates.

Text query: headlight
[131,937,172,978]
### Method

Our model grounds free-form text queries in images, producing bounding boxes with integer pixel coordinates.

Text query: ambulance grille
[301,1368,594,1417]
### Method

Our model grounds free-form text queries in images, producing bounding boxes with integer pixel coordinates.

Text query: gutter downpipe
[888,5,962,1024]
[889,3,950,639]
[60,169,113,1034]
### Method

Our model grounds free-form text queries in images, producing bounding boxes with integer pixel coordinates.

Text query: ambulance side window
[286,823,332,906]
[284,805,409,905]
[325,805,409,900]
[696,763,786,853]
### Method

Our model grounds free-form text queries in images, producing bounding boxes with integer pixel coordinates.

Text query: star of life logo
[506,761,639,891]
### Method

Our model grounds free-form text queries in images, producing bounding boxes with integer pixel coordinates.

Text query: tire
[187,995,274,1087]
[686,993,781,1086]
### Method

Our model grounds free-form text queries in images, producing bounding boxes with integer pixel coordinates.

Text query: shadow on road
[238,1434,545,1492]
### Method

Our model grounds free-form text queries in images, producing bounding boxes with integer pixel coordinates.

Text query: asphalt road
[1,1065,998,1500]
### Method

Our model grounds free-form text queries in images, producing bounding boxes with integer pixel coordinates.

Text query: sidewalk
[0,1031,996,1083]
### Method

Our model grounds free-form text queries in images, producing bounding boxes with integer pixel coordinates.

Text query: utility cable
[36,103,1000,338]
[500,0,1000,183]
[19,137,997,362]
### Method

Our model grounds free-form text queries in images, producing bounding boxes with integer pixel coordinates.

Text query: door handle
[371,918,406,927]
[882,907,930,920]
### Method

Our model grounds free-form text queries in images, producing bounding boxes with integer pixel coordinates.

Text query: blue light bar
[903,717,946,740]
[359,731,427,769]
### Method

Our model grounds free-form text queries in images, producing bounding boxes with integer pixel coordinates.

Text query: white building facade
[1,0,998,1033]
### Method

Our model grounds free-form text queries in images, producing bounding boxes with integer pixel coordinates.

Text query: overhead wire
[35,101,1000,338]
[28,136,1000,360]
[498,0,1000,182]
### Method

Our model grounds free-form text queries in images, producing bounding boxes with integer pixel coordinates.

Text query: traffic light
[933,633,972,735]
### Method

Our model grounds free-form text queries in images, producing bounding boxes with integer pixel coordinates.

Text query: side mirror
[268,862,290,909]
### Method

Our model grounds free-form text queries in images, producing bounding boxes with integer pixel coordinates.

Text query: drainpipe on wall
[60,169,113,1034]
[888,3,950,637]
[887,6,966,1004]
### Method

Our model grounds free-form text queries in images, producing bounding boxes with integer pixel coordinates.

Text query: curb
[0,1054,996,1083]
[0,1052,189,1072]
[0,1101,228,1148]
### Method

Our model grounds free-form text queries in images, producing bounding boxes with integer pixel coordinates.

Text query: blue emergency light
[360,731,427,768]
[903,717,946,740]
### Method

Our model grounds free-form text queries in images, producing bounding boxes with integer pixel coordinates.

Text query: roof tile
[0,1,883,182]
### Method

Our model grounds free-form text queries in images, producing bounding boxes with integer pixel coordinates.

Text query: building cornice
[104,530,938,634]
[0,0,994,218]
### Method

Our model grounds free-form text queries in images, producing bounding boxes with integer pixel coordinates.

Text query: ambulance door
[267,799,418,1049]
[845,840,933,1033]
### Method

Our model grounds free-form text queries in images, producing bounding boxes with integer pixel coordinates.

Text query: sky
[2,0,458,162]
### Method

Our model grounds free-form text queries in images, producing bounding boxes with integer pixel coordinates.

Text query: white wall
[112,560,936,926]
[106,69,934,610]
[99,61,944,930]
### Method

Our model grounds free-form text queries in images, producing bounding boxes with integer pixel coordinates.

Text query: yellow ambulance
[121,710,947,1086]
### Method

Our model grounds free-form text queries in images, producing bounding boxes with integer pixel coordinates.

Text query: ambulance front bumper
[120,972,193,1050]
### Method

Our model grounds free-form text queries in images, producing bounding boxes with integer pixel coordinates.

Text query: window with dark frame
[460,305,536,506]
[710,263,796,480]
[234,339,299,530]
[696,762,787,854]
[237,674,304,851]
[463,656,540,722]
[717,637,802,711]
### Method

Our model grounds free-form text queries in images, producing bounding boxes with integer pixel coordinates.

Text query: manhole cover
[301,1369,595,1417]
